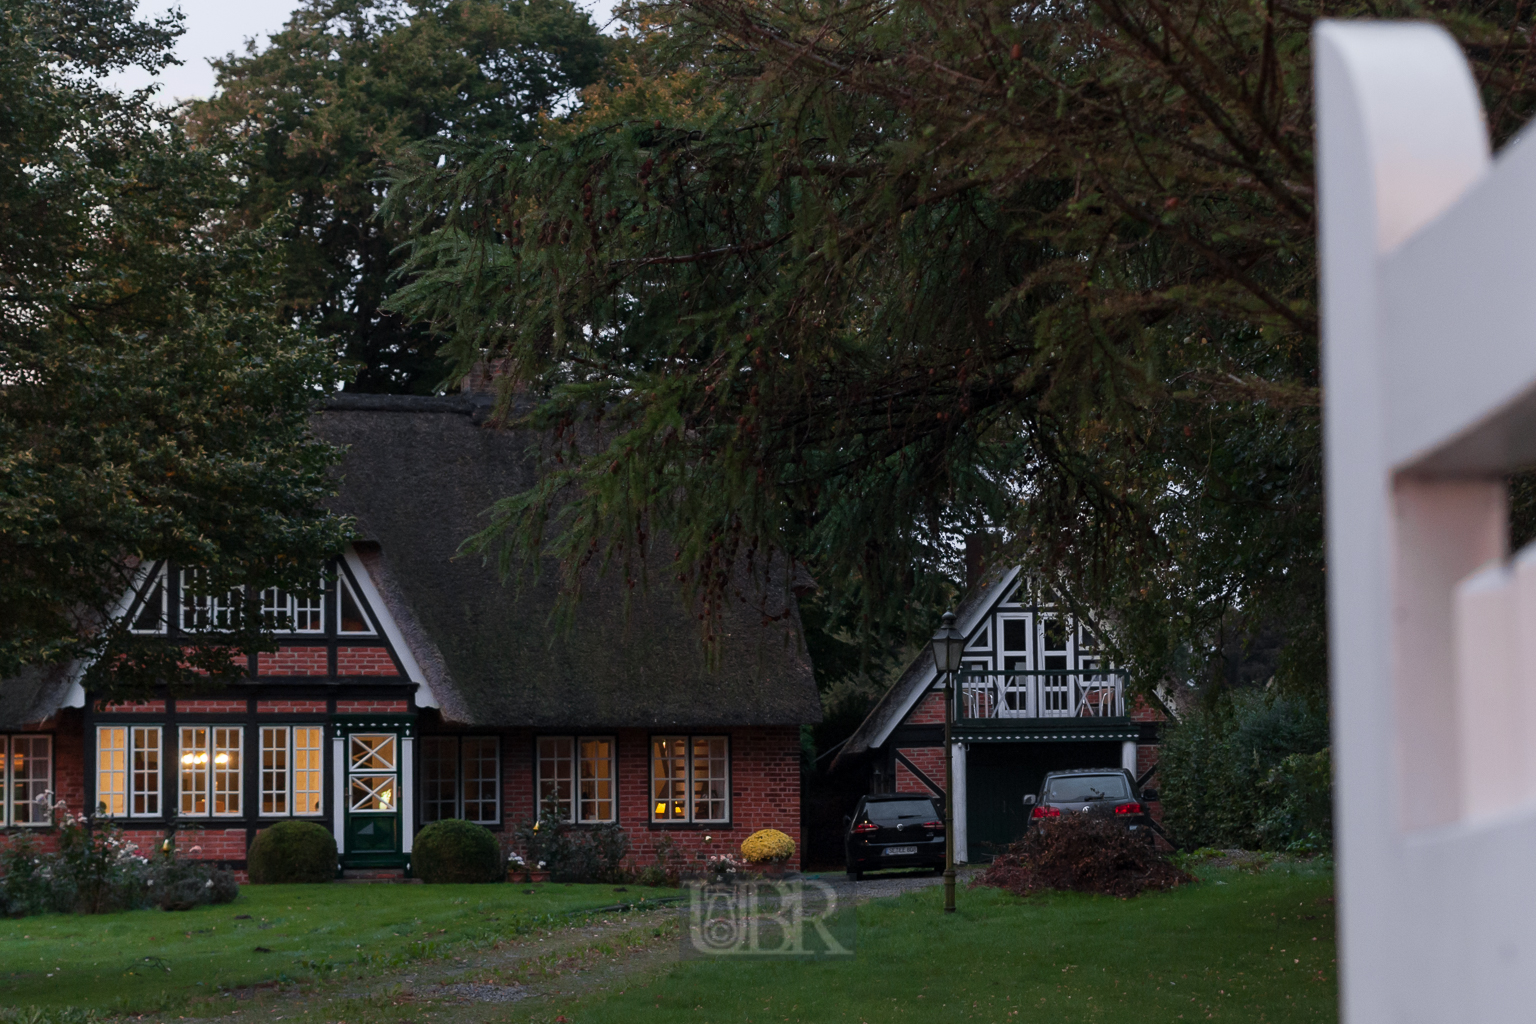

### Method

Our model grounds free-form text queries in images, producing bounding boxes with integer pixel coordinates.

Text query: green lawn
[543,862,1337,1024]
[0,881,679,1014]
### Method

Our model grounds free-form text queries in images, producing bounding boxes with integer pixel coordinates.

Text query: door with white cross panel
[334,716,414,868]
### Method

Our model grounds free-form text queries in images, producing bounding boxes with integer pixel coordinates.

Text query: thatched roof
[316,394,821,729]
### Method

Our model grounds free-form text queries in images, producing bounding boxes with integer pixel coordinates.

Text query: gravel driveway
[806,866,981,904]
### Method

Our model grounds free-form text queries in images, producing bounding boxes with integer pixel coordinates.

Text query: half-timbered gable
[0,392,821,876]
[837,566,1163,861]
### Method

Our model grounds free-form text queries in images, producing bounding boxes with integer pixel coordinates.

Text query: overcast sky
[112,0,619,102]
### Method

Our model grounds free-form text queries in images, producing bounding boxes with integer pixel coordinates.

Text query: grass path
[0,863,1337,1024]
[0,882,682,1015]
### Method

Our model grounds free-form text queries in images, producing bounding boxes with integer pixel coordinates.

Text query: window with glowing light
[179,726,242,816]
[348,734,396,812]
[260,726,324,816]
[535,736,613,823]
[96,726,160,818]
[650,736,728,823]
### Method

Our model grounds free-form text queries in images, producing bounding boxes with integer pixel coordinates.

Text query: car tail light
[1114,802,1143,815]
[923,820,944,831]
[1031,805,1061,819]
[852,821,879,833]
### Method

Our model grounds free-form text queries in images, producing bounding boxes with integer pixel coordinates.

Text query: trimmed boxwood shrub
[247,820,337,884]
[412,819,501,883]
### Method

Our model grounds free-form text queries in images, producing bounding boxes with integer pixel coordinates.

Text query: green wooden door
[344,732,402,865]
[965,741,1124,861]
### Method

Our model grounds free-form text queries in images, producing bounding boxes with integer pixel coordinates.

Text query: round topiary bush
[247,820,337,884]
[412,819,502,884]
[741,828,796,865]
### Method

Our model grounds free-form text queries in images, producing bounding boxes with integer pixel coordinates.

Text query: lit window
[260,584,324,633]
[3,735,52,826]
[578,737,614,823]
[537,736,613,823]
[260,726,324,816]
[180,726,242,816]
[348,734,396,811]
[96,726,160,818]
[651,736,728,823]
[422,737,501,824]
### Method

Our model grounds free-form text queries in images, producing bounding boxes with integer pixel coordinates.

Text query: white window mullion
[96,726,127,817]
[294,726,324,816]
[261,726,289,816]
[130,726,160,817]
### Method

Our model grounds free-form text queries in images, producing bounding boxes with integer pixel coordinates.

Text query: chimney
[964,533,996,592]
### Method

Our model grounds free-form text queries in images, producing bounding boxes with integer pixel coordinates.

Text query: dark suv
[843,793,945,880]
[1022,768,1156,834]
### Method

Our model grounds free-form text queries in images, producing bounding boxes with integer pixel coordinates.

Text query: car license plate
[884,845,917,856]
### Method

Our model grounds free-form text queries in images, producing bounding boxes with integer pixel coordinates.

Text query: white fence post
[1318,20,1536,1022]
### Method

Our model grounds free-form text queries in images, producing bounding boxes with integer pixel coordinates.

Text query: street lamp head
[930,609,966,674]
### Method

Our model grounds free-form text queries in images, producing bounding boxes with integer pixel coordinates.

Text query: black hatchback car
[1022,768,1156,833]
[844,793,945,880]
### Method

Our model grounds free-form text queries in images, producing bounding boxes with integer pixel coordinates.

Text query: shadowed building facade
[0,394,821,877]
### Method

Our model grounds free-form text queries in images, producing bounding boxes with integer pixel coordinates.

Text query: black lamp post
[930,609,966,914]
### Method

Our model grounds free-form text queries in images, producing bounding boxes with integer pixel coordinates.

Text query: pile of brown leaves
[977,814,1191,899]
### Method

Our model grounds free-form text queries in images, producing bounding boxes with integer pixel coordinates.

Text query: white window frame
[997,613,1033,716]
[96,725,161,818]
[576,737,614,824]
[650,735,729,824]
[421,736,459,823]
[3,734,52,826]
[1038,613,1075,717]
[260,583,325,634]
[179,569,241,632]
[461,736,500,824]
[419,736,501,825]
[179,725,243,817]
[538,735,613,824]
[128,563,169,635]
[336,572,376,635]
[260,725,325,817]
[347,733,397,812]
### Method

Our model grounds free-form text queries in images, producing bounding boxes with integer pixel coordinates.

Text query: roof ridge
[324,393,489,414]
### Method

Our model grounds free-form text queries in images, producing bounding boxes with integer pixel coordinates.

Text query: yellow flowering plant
[740,829,796,865]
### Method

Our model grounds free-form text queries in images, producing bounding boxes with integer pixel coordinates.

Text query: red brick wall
[95,700,165,713]
[1129,695,1165,722]
[500,726,803,872]
[177,700,247,713]
[337,647,399,676]
[907,690,946,724]
[54,714,85,814]
[257,700,329,714]
[257,647,328,677]
[335,699,407,713]
[894,746,946,797]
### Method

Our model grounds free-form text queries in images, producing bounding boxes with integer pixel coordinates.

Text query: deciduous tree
[0,0,350,694]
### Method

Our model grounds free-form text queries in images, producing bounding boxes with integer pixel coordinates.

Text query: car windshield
[865,799,937,823]
[1044,774,1130,802]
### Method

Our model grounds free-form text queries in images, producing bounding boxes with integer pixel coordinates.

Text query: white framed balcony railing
[954,670,1126,720]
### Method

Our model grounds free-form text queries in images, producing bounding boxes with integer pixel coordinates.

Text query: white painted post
[1120,740,1137,776]
[953,743,968,863]
[332,735,346,856]
[401,735,414,854]
[1318,20,1536,1022]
